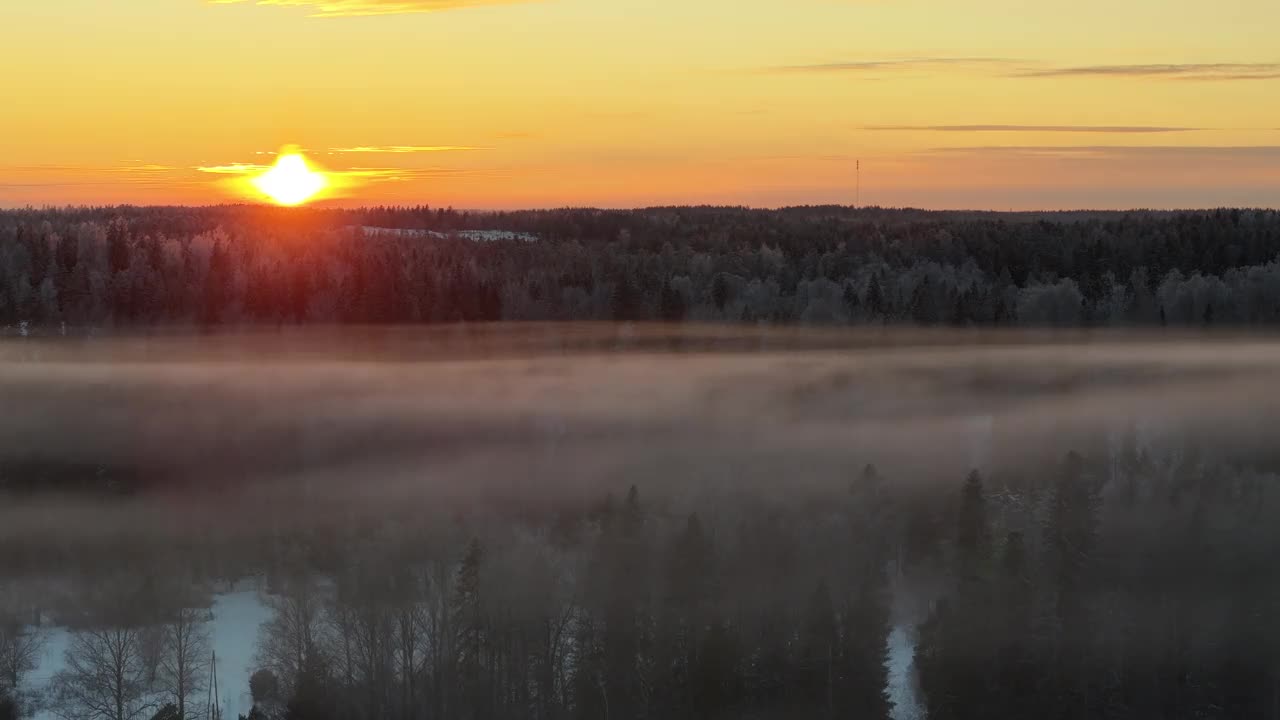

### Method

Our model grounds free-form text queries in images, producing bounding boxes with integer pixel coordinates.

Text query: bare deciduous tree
[0,614,46,694]
[158,607,212,720]
[254,576,325,695]
[53,626,155,720]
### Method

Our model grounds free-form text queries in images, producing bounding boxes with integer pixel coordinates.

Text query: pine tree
[711,274,730,313]
[201,240,231,326]
[690,621,739,720]
[842,283,860,321]
[55,232,78,274]
[991,531,1040,719]
[452,538,488,720]
[148,705,180,720]
[0,273,15,326]
[663,512,714,678]
[957,470,990,583]
[839,565,893,720]
[911,276,935,324]
[659,278,687,322]
[612,273,641,321]
[20,229,51,290]
[917,471,999,720]
[799,579,837,718]
[108,219,131,274]
[608,486,650,716]
[284,653,338,720]
[866,274,885,319]
[1046,451,1102,719]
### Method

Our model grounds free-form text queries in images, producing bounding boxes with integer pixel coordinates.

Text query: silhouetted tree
[250,668,281,708]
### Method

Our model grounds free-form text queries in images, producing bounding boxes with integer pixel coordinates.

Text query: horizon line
[0,202,1275,214]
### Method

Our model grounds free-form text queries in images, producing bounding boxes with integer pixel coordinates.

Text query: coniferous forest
[5,367,1280,720]
[4,205,1280,331]
[3,206,1280,720]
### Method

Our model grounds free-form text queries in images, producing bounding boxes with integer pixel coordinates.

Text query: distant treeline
[3,205,1280,329]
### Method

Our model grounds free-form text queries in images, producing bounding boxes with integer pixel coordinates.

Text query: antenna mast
[208,650,222,720]
[856,159,861,208]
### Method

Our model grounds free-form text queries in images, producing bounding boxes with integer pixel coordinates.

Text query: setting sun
[250,150,328,206]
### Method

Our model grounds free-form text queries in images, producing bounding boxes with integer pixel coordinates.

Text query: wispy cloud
[195,163,270,175]
[0,181,122,189]
[329,145,487,153]
[194,162,480,183]
[865,125,1203,133]
[580,110,653,120]
[925,145,1280,161]
[494,131,537,141]
[770,57,1017,74]
[767,57,1280,83]
[4,164,181,174]
[107,164,180,173]
[1016,63,1280,81]
[209,0,534,18]
[0,164,193,189]
[340,167,485,182]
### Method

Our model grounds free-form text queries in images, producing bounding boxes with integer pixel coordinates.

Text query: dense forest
[5,204,1280,720]
[3,205,1280,330]
[4,441,1280,720]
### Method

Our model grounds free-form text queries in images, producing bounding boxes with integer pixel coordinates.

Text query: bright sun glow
[251,151,328,206]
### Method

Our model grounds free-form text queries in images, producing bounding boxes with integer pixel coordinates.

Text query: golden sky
[1,0,1277,209]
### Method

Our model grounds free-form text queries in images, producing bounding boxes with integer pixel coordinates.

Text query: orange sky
[1,0,1277,209]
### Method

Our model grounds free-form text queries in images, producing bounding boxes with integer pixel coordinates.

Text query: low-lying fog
[3,324,1279,720]
[3,325,1278,529]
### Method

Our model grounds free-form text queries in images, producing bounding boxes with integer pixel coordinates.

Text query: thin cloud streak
[194,160,482,179]
[342,167,490,181]
[769,57,1018,74]
[924,145,1280,161]
[768,58,1280,83]
[1016,63,1280,81]
[329,146,488,153]
[0,164,193,190]
[195,164,270,175]
[209,0,536,18]
[866,125,1203,133]
[3,164,182,173]
[107,164,181,173]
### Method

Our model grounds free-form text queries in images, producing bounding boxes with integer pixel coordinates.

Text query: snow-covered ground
[456,229,537,243]
[210,589,274,719]
[22,626,69,718]
[359,226,538,242]
[888,624,923,720]
[23,585,271,720]
[22,581,920,720]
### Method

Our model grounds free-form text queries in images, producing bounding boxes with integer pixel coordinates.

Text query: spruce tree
[957,470,990,582]
[799,579,836,718]
[659,279,687,322]
[866,274,885,319]
[452,538,488,720]
[1046,451,1101,720]
[840,565,893,720]
[917,471,998,720]
[991,531,1041,719]
[107,219,131,274]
